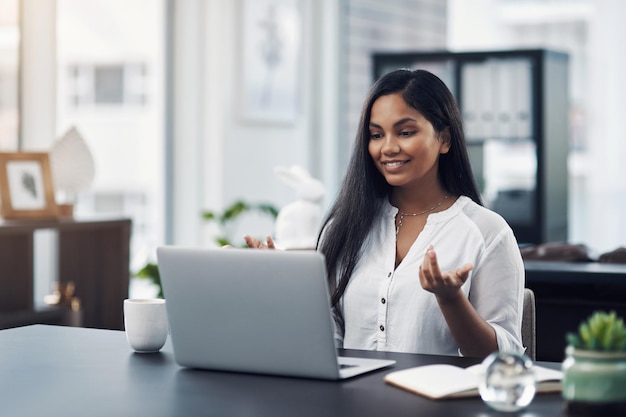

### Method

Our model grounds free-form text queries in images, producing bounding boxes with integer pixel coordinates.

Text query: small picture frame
[239,0,302,124]
[0,152,58,220]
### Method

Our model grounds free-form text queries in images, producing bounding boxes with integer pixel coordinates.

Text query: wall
[219,0,319,243]
[169,0,451,247]
[169,0,341,247]
[340,0,448,170]
[20,0,56,151]
[585,0,626,254]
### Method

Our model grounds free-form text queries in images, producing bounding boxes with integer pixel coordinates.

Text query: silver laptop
[156,246,395,380]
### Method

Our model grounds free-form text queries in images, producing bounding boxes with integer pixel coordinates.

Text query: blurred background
[1,0,624,274]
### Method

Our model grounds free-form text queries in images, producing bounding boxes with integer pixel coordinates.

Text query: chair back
[522,288,536,360]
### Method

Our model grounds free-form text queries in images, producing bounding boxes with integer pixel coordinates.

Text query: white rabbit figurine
[274,165,325,250]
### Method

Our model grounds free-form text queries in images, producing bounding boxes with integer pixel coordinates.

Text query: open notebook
[384,363,562,399]
[157,246,396,380]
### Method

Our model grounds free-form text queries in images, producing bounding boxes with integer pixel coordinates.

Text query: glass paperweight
[478,351,537,412]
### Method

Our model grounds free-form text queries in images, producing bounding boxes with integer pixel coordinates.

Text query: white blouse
[335,196,524,356]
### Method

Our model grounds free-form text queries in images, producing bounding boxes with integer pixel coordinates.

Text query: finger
[426,245,443,278]
[420,261,438,289]
[454,263,474,282]
[420,249,437,286]
[243,234,260,249]
[419,265,431,288]
[266,236,276,249]
[421,245,433,275]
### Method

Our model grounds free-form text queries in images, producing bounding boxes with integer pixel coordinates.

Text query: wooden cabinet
[0,218,131,330]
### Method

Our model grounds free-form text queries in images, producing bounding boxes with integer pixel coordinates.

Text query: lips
[382,160,409,168]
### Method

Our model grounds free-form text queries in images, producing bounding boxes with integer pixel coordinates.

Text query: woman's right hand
[243,234,276,249]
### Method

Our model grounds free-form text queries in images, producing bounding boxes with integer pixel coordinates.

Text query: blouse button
[381,298,386,304]
[387,272,392,278]
[379,325,385,332]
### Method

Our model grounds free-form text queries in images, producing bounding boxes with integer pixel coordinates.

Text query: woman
[246,69,524,358]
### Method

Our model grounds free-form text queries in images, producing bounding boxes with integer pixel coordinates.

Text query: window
[68,63,147,107]
[57,0,166,279]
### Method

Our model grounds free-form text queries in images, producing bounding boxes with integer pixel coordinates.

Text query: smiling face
[367,93,451,191]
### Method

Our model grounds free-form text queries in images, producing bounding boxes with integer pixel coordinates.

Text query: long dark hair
[317,69,481,310]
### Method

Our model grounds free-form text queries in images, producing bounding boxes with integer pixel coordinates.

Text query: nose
[381,134,400,155]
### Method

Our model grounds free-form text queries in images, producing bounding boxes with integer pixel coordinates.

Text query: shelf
[0,217,131,330]
[373,48,569,244]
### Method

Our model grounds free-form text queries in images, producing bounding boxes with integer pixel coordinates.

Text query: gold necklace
[395,195,448,239]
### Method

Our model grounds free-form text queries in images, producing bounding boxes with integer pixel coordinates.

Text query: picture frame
[0,152,58,220]
[239,0,301,124]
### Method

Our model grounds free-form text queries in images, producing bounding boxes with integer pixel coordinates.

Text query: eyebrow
[369,117,417,129]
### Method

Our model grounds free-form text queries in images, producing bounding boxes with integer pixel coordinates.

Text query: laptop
[156,246,396,380]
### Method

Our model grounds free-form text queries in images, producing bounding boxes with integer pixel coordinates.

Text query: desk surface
[0,325,565,417]
[525,260,626,285]
[524,260,626,362]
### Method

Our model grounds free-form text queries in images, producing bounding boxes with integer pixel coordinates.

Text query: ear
[439,127,452,154]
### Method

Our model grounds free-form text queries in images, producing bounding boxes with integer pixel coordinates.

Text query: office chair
[522,288,537,360]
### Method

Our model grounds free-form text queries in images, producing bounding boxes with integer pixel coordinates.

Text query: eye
[399,130,416,137]
[369,131,383,140]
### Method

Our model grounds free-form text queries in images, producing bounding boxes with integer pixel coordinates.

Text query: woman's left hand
[243,234,276,249]
[419,244,473,301]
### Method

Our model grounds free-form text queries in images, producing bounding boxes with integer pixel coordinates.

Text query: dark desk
[1,325,565,417]
[525,261,626,285]
[525,261,626,362]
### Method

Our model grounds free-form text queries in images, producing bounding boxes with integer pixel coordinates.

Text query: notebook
[156,246,396,380]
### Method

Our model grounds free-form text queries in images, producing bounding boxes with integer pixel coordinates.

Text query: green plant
[135,261,163,298]
[134,200,279,296]
[566,311,626,351]
[202,200,278,247]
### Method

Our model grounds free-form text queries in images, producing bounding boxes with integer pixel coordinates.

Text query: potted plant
[562,310,626,416]
[201,200,278,247]
[134,200,278,297]
[135,262,163,298]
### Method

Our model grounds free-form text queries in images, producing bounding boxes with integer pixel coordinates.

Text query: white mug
[123,298,168,353]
